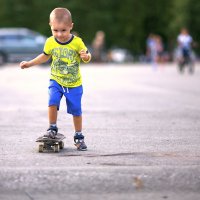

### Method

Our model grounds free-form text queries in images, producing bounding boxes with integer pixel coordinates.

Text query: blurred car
[0,28,47,65]
[107,48,134,63]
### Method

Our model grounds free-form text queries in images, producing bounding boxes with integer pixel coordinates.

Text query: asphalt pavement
[0,63,200,200]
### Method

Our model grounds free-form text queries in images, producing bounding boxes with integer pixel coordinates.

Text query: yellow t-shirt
[43,35,88,87]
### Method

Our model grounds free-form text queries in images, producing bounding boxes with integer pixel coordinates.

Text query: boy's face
[50,20,73,43]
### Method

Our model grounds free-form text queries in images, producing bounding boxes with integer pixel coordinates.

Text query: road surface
[0,63,200,200]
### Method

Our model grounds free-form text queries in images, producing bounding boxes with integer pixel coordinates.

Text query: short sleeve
[43,38,51,55]
[78,38,88,53]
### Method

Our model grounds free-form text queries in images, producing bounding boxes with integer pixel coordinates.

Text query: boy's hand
[79,49,90,62]
[20,61,31,69]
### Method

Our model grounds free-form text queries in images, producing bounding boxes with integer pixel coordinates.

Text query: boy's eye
[53,29,67,32]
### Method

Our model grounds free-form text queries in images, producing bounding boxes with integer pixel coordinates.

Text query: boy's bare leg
[44,105,58,138]
[48,105,57,124]
[73,115,82,132]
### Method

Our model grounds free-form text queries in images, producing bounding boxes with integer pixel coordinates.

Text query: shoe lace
[74,133,84,143]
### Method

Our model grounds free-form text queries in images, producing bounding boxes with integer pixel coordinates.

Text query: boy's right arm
[20,53,51,69]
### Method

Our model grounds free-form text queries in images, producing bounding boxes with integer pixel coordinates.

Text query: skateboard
[36,133,65,153]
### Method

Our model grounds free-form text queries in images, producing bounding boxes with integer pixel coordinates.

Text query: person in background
[146,33,164,69]
[177,28,194,73]
[91,30,105,62]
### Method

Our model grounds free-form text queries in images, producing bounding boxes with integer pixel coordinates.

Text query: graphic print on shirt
[51,57,79,84]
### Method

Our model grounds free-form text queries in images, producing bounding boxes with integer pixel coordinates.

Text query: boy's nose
[57,32,62,37]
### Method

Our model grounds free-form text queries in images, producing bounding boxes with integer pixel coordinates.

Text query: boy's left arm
[79,49,91,63]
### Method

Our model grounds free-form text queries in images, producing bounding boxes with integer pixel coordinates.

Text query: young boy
[20,7,91,151]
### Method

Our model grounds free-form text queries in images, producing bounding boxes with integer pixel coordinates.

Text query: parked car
[0,28,47,65]
[107,48,134,63]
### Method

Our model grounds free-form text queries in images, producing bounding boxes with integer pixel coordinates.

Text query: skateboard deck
[36,133,65,153]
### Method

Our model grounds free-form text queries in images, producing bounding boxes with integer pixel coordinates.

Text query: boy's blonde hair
[49,8,72,24]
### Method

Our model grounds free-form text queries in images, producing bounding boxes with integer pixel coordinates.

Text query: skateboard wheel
[59,141,64,149]
[54,144,60,152]
[39,144,44,153]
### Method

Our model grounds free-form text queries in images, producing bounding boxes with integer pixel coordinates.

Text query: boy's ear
[70,23,74,30]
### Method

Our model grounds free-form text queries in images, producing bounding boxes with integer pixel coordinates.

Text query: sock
[75,131,82,135]
[50,124,57,128]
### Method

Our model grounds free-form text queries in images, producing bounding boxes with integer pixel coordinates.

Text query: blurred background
[0,0,200,64]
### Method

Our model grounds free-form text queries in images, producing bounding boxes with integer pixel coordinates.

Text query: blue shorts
[48,80,83,116]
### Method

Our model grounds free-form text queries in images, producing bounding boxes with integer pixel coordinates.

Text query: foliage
[0,0,199,55]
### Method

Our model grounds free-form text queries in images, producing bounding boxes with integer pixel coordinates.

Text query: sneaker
[44,126,58,139]
[74,132,87,151]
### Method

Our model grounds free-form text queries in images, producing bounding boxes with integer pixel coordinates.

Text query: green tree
[187,0,200,53]
[0,0,199,56]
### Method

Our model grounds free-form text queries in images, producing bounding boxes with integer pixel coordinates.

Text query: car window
[0,35,20,46]
[20,35,38,47]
